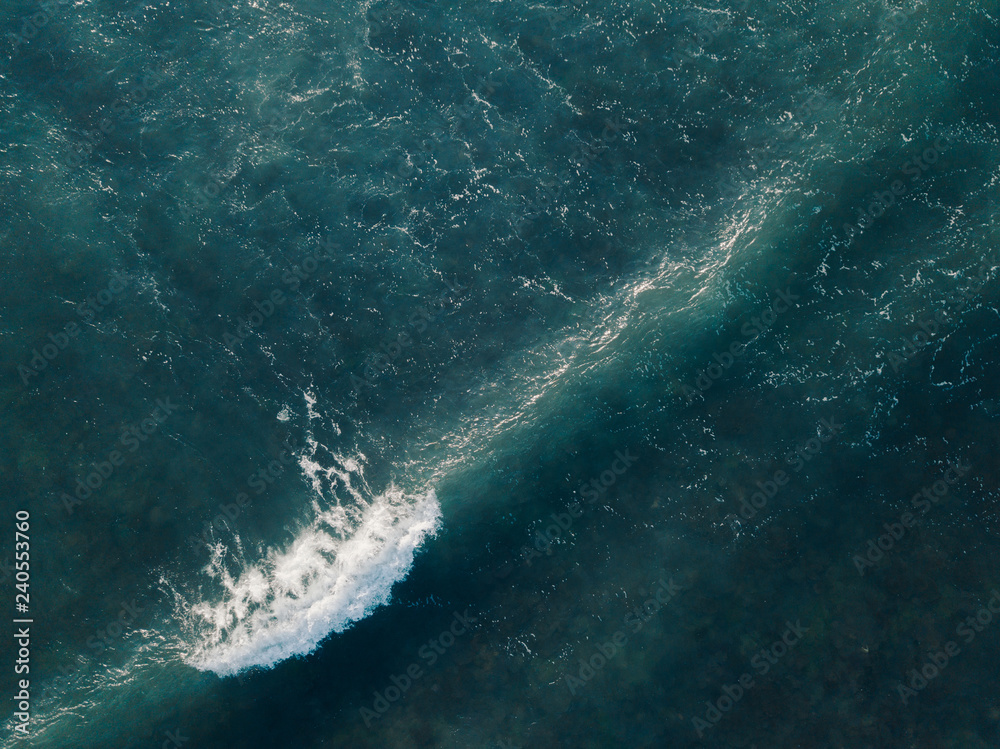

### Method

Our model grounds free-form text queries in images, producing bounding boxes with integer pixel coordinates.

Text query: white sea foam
[183,440,441,676]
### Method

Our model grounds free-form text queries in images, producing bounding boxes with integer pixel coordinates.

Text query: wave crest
[183,447,441,675]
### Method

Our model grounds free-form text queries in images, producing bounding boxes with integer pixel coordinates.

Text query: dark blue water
[2,0,1000,746]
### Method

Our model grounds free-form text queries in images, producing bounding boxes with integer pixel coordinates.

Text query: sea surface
[1,0,999,747]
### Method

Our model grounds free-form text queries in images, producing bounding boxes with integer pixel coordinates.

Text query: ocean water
[1,0,999,746]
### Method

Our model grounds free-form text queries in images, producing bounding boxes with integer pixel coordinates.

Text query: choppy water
[1,0,999,746]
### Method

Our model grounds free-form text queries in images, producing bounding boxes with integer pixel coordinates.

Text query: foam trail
[183,443,441,675]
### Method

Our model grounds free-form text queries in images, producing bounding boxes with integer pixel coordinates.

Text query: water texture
[1,0,999,747]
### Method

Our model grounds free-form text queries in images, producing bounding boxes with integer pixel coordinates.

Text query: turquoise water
[2,0,1000,746]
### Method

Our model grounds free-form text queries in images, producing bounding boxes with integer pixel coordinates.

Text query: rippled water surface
[1,0,999,747]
